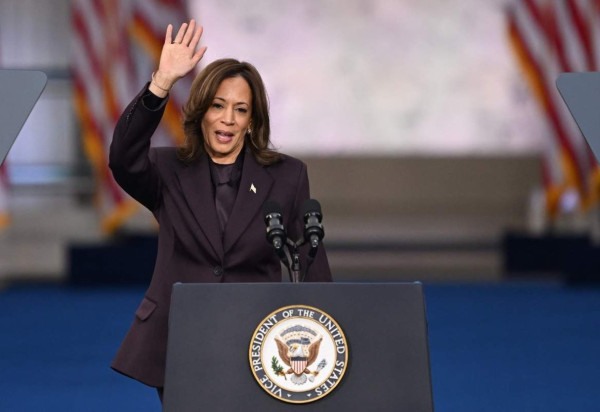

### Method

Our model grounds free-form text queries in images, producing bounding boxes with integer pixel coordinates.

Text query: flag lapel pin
[250,183,257,194]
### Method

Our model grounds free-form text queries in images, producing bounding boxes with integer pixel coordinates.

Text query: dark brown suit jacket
[108,86,332,388]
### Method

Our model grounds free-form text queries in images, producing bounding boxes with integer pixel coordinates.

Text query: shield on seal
[291,356,308,375]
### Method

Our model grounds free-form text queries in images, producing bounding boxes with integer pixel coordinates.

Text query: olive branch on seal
[271,356,287,380]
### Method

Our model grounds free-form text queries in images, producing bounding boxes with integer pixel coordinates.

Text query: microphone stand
[291,248,301,283]
[283,238,305,283]
[280,237,316,283]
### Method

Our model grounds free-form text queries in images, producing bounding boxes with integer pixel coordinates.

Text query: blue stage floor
[1,282,599,411]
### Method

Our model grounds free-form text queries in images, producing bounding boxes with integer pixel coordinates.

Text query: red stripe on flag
[72,78,125,205]
[566,0,597,70]
[508,8,585,189]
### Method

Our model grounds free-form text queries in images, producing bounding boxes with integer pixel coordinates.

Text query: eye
[211,103,223,109]
[236,107,248,114]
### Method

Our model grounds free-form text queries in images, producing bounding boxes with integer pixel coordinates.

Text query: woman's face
[201,76,252,164]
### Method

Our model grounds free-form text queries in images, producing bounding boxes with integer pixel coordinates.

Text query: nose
[221,107,235,125]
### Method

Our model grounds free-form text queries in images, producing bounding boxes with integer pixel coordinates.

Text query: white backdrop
[0,0,546,163]
[191,0,545,155]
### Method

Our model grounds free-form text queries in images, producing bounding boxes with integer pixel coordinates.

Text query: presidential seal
[249,305,348,404]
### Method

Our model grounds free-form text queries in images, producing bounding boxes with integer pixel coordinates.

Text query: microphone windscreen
[301,199,321,216]
[263,200,282,216]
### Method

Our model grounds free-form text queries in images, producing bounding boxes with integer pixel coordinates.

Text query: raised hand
[150,19,207,96]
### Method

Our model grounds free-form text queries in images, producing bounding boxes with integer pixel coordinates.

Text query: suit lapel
[177,156,224,260]
[223,149,273,254]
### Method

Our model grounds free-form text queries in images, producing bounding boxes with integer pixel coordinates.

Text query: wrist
[151,71,175,93]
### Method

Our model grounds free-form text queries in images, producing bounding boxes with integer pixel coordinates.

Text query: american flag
[71,0,193,233]
[507,0,600,218]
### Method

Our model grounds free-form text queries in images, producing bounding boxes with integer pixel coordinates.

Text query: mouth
[215,130,235,143]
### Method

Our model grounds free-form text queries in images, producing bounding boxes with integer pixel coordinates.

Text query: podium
[163,282,434,411]
[0,69,47,164]
[556,72,600,161]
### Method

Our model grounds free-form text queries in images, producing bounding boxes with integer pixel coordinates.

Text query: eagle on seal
[275,335,323,385]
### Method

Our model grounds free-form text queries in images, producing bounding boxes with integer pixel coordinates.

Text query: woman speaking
[108,19,332,401]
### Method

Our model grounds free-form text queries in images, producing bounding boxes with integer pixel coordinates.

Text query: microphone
[263,200,286,251]
[302,199,324,254]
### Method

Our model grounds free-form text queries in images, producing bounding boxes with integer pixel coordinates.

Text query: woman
[108,20,332,399]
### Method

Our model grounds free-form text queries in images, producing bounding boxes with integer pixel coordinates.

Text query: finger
[164,24,173,45]
[174,22,188,44]
[182,19,196,46]
[189,25,204,50]
[192,46,207,65]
